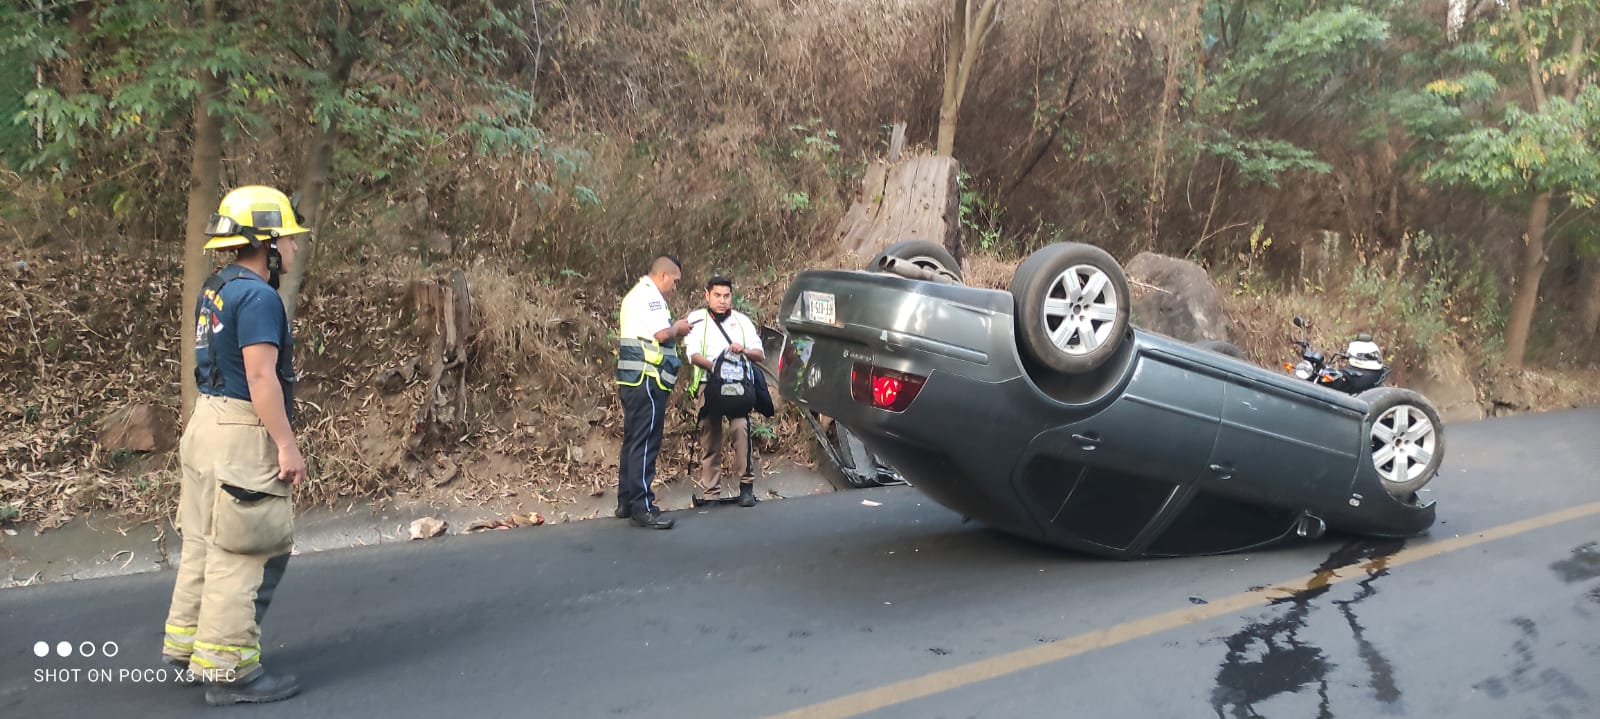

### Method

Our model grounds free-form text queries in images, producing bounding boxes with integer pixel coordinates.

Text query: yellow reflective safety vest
[683,308,754,396]
[616,278,681,391]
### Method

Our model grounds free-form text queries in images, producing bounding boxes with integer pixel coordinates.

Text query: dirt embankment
[0,247,854,529]
[3,248,1596,532]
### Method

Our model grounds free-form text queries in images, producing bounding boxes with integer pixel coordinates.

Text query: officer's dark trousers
[618,381,671,515]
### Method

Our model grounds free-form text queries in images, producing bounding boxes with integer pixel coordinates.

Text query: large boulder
[1125,252,1233,343]
[95,404,178,453]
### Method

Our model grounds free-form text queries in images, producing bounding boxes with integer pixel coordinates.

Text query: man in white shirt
[614,255,693,529]
[684,276,766,508]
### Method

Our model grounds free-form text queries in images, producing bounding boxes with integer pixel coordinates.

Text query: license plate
[804,291,837,326]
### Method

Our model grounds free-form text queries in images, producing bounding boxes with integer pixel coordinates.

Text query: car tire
[1196,339,1247,361]
[869,240,963,283]
[1358,387,1445,498]
[1009,242,1131,374]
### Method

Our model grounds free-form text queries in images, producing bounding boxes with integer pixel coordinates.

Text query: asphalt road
[2,409,1598,718]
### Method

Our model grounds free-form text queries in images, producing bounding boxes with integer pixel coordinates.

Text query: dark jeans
[617,381,671,515]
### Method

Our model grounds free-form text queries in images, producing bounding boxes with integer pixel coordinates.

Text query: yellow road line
[766,500,1600,719]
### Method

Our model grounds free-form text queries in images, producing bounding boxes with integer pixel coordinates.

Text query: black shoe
[737,482,757,507]
[204,671,301,706]
[630,509,675,530]
[690,495,717,508]
[614,503,631,519]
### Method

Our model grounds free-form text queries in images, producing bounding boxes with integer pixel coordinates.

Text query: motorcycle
[1283,316,1390,395]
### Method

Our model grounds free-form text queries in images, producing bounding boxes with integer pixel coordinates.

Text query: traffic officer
[615,254,693,529]
[162,185,307,706]
[684,275,765,508]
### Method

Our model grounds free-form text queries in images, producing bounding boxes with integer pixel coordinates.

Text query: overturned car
[776,241,1444,559]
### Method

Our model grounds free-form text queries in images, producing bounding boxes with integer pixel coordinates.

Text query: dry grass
[6,0,1594,530]
[0,244,186,527]
[0,239,850,528]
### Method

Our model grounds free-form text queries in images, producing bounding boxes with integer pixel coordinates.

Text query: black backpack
[700,319,758,419]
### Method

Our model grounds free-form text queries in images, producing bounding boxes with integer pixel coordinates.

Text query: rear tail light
[850,362,926,412]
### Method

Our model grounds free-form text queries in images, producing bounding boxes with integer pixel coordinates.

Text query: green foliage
[788,120,840,159]
[5,0,548,235]
[1229,223,1275,291]
[782,191,811,212]
[1419,87,1600,206]
[0,38,35,169]
[1390,71,1497,143]
[1181,5,1390,187]
[732,294,761,324]
[1409,1,1600,206]
[1344,232,1507,360]
[786,119,844,179]
[957,171,1005,251]
[0,504,17,524]
[1215,7,1391,91]
[748,420,776,443]
[1192,128,1332,187]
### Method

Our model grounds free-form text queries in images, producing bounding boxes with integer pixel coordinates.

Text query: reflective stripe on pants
[162,396,292,682]
[617,381,670,515]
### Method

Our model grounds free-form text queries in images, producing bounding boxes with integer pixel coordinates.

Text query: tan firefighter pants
[163,395,294,683]
[695,396,754,500]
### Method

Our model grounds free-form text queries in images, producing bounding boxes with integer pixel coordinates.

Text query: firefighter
[614,254,694,529]
[162,185,307,706]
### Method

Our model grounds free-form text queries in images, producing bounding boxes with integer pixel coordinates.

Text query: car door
[1027,350,1225,486]
[1204,378,1362,507]
[1014,351,1226,553]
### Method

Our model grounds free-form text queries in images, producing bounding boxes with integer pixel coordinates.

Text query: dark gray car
[776,241,1444,559]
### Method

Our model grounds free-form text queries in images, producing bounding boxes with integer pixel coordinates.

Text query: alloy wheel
[1041,264,1121,357]
[1371,403,1439,486]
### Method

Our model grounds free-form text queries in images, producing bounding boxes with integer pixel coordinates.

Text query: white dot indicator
[56,641,71,658]
[33,641,48,658]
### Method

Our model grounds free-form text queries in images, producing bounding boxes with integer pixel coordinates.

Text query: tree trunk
[405,270,474,456]
[278,118,334,326]
[936,0,1001,157]
[936,1,967,156]
[1503,190,1552,370]
[281,31,360,325]
[178,13,225,421]
[1500,0,1586,371]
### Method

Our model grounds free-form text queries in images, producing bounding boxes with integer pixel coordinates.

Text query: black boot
[614,501,631,519]
[630,509,675,529]
[204,671,301,706]
[737,481,756,507]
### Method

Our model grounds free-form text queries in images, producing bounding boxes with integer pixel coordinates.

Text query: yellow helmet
[202,185,310,250]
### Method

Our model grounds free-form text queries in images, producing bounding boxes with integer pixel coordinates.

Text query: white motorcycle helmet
[1346,334,1384,371]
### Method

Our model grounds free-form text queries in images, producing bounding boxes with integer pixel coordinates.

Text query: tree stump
[834,130,963,267]
[406,269,473,454]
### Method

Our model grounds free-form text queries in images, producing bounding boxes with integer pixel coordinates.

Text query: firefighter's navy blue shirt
[194,266,295,415]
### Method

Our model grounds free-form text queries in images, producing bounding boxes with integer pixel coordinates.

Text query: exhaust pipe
[876,256,961,285]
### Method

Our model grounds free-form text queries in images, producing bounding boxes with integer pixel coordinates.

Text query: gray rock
[94,404,178,454]
[1126,252,1233,343]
